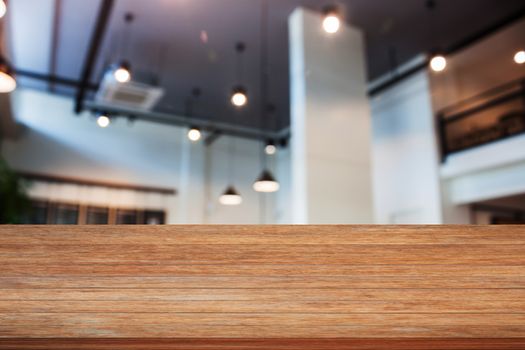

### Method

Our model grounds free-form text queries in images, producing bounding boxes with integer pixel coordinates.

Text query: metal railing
[437,77,525,161]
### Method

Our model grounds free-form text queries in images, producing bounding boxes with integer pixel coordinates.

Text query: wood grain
[0,225,524,348]
[1,338,525,350]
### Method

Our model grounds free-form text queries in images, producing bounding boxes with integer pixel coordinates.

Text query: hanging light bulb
[219,186,243,206]
[322,6,341,34]
[0,0,6,19]
[188,127,201,142]
[253,170,279,193]
[231,86,248,107]
[430,55,447,72]
[514,50,525,65]
[231,42,248,107]
[97,114,111,128]
[0,71,16,93]
[114,61,131,83]
[0,57,16,93]
[265,140,276,155]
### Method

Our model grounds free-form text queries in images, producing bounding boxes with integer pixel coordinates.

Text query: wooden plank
[1,317,525,338]
[1,275,524,289]
[2,312,525,327]
[2,299,525,314]
[1,225,524,344]
[1,338,525,350]
[1,244,524,265]
[1,225,525,245]
[2,264,524,277]
[0,288,522,302]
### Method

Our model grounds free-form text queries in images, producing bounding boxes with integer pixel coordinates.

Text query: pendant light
[186,88,203,142]
[253,170,280,193]
[188,127,201,142]
[514,50,525,65]
[253,0,279,193]
[96,113,111,128]
[220,186,243,206]
[265,140,276,155]
[220,137,242,206]
[230,42,248,107]
[426,0,446,73]
[0,56,16,93]
[322,5,341,34]
[113,13,134,83]
[0,0,7,19]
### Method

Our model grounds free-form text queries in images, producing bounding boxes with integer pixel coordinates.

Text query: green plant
[0,157,30,224]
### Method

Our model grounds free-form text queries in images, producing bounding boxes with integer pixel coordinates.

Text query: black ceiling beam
[15,69,98,90]
[74,0,115,114]
[368,7,525,97]
[204,130,223,147]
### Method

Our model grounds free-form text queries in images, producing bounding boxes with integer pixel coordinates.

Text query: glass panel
[86,207,109,225]
[116,210,138,225]
[52,204,79,225]
[23,201,49,224]
[144,211,165,225]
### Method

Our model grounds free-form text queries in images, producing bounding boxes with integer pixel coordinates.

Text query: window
[51,204,79,224]
[23,200,165,225]
[86,207,109,225]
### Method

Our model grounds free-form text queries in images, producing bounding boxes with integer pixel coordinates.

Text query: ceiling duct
[94,70,164,111]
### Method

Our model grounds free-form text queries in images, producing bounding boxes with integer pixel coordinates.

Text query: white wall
[289,8,373,224]
[1,88,283,224]
[370,71,443,224]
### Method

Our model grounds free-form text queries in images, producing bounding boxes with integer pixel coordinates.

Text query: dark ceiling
[10,0,525,131]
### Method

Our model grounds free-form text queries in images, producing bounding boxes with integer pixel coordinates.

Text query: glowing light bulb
[97,115,111,128]
[231,91,247,107]
[0,71,16,93]
[514,50,525,65]
[265,144,276,156]
[430,55,447,72]
[323,14,340,34]
[114,67,131,83]
[0,1,6,19]
[97,115,110,128]
[188,128,201,142]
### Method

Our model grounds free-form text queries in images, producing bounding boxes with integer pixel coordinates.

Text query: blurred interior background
[0,0,524,225]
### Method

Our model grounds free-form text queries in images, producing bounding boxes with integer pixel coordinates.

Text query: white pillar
[289,8,373,224]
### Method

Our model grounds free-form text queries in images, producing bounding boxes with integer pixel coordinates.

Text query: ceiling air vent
[95,72,164,111]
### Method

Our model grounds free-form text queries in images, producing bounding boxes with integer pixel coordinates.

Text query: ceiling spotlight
[253,170,279,193]
[430,55,447,72]
[231,86,248,107]
[97,115,111,128]
[114,61,131,83]
[514,50,525,65]
[0,1,6,19]
[322,6,341,34]
[265,141,276,155]
[219,186,243,206]
[188,127,201,142]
